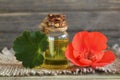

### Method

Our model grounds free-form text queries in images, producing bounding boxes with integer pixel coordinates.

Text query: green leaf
[13,31,48,68]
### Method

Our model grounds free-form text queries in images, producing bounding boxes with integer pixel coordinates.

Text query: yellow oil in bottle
[42,36,69,69]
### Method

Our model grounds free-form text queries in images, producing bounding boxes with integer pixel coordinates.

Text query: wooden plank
[0,75,120,80]
[0,0,120,13]
[0,11,120,32]
[0,31,120,42]
[0,31,120,50]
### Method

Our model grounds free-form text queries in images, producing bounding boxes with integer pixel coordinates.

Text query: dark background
[0,0,120,50]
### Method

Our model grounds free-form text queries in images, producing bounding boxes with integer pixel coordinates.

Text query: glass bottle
[40,14,69,69]
[43,31,69,69]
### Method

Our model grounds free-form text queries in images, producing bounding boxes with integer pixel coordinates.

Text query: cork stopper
[40,14,68,33]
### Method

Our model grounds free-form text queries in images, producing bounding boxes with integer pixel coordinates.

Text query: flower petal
[72,31,88,52]
[79,58,92,67]
[65,43,91,67]
[65,43,81,66]
[90,51,104,62]
[92,50,116,67]
[85,32,108,52]
[73,50,81,58]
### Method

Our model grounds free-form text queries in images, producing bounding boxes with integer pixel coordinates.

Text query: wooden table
[0,75,120,80]
[0,0,120,50]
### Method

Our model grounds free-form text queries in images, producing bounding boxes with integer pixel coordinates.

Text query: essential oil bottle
[40,14,69,69]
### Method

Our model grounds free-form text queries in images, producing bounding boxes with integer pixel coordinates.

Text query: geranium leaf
[13,31,48,68]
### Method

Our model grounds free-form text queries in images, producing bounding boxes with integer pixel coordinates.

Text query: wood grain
[0,11,120,50]
[0,0,120,12]
[0,11,120,32]
[0,1,120,50]
[0,75,120,80]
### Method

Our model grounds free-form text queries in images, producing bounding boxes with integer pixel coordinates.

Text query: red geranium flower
[65,31,116,68]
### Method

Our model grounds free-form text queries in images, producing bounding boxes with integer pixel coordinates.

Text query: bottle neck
[47,31,67,37]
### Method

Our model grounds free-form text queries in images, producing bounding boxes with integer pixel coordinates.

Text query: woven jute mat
[0,44,120,77]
